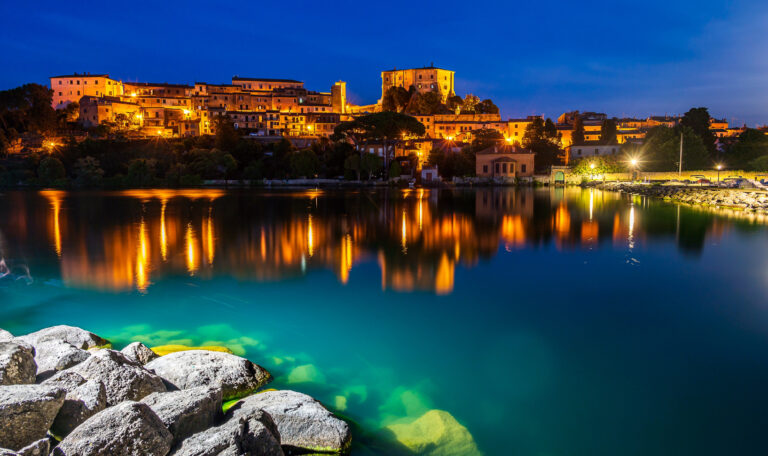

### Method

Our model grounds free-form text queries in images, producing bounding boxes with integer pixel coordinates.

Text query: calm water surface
[2,187,768,455]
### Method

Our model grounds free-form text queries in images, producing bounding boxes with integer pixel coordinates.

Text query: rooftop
[477,144,532,155]
[51,73,109,79]
[232,77,303,83]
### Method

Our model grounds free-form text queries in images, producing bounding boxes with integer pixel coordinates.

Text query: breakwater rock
[595,182,768,211]
[0,325,351,455]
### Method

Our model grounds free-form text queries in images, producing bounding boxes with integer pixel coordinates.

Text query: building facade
[381,66,455,102]
[475,145,535,178]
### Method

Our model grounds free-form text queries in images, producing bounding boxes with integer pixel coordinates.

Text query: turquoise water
[2,187,768,455]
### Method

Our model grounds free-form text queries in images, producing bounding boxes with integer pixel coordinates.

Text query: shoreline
[592,181,768,213]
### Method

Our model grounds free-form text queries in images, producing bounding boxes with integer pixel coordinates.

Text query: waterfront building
[566,142,620,161]
[475,145,535,178]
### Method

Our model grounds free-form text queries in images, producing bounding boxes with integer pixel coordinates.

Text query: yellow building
[381,65,455,102]
[50,73,123,109]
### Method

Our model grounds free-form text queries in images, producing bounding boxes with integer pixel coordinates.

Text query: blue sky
[2,0,767,125]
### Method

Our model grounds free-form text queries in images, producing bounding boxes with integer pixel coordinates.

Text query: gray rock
[146,351,271,401]
[141,386,222,445]
[230,390,351,453]
[0,438,50,456]
[0,342,36,386]
[67,349,166,406]
[120,342,158,365]
[0,384,66,450]
[33,340,90,382]
[18,326,109,351]
[53,401,172,456]
[0,330,12,342]
[171,410,282,456]
[44,371,107,437]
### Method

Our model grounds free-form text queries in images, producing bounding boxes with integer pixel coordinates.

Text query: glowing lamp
[590,163,596,169]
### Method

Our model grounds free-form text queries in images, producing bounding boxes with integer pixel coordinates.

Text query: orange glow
[501,215,526,246]
[186,223,198,275]
[136,218,149,293]
[401,211,408,253]
[581,220,598,245]
[41,190,64,257]
[204,208,215,265]
[340,234,353,284]
[434,253,454,295]
[308,214,314,257]
[160,200,168,261]
[554,203,571,237]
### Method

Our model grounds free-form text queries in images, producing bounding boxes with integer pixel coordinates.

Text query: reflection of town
[0,188,741,294]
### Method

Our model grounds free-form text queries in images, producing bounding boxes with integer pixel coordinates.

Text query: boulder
[0,330,12,342]
[0,438,50,456]
[386,409,482,456]
[18,326,109,351]
[145,351,270,401]
[0,342,36,385]
[120,342,158,365]
[0,384,65,450]
[53,401,172,456]
[229,390,351,454]
[141,386,222,444]
[44,371,107,437]
[67,349,165,406]
[33,340,90,382]
[171,410,282,456]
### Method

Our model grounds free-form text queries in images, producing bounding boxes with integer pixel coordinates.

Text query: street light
[716,164,722,183]
[590,162,596,181]
[629,158,638,182]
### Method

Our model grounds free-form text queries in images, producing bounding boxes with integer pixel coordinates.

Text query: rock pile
[0,325,351,455]
[595,182,768,211]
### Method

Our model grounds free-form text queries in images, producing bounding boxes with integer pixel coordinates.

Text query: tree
[333,112,426,176]
[38,156,66,185]
[570,155,626,175]
[344,154,361,180]
[730,129,768,169]
[389,160,402,178]
[681,107,716,157]
[600,118,617,144]
[461,95,480,113]
[125,159,157,187]
[405,91,444,115]
[0,83,57,136]
[572,115,585,145]
[522,118,546,147]
[382,86,411,113]
[544,118,558,141]
[471,129,504,151]
[475,99,499,114]
[73,156,104,187]
[360,153,383,179]
[446,95,463,113]
[643,126,710,171]
[213,115,240,152]
[289,149,320,177]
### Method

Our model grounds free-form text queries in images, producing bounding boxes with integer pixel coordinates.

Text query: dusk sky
[2,0,767,125]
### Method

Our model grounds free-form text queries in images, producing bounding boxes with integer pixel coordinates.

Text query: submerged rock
[145,350,270,401]
[386,409,481,456]
[53,401,172,456]
[120,342,158,365]
[0,384,65,450]
[44,372,107,437]
[0,330,12,343]
[66,349,165,406]
[171,410,282,456]
[0,342,36,385]
[229,390,351,454]
[33,340,90,382]
[141,386,222,445]
[18,326,110,351]
[150,344,233,357]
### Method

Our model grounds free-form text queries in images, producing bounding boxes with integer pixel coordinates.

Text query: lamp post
[630,159,638,182]
[716,164,722,183]
[590,162,596,181]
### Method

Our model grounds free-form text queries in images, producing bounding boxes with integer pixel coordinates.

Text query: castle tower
[332,81,347,114]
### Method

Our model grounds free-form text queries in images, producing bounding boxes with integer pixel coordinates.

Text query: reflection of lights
[160,200,168,261]
[307,214,314,257]
[589,189,594,220]
[136,218,149,293]
[418,189,424,231]
[42,191,64,257]
[401,211,407,253]
[628,205,635,250]
[340,234,353,284]
[186,223,198,275]
[435,253,454,295]
[204,207,215,265]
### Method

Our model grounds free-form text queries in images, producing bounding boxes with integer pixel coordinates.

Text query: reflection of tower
[331,81,347,114]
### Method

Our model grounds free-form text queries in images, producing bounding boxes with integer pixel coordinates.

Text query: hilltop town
[1,65,766,187]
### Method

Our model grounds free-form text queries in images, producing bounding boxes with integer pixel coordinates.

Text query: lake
[1,187,768,455]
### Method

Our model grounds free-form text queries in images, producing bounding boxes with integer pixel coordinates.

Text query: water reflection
[0,187,763,293]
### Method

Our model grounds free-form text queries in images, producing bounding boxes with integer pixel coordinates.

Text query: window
[521,164,527,173]
[502,163,508,173]
[495,163,500,173]
[58,81,62,85]
[577,149,582,155]
[595,148,599,155]
[58,92,62,96]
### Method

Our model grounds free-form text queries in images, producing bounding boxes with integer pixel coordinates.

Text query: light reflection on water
[2,187,768,455]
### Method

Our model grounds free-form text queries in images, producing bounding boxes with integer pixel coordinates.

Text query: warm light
[183,109,190,115]
[716,164,722,170]
[630,159,638,167]
[590,163,596,169]
[160,200,168,261]
[401,210,407,253]
[185,223,198,275]
[306,125,313,131]
[307,214,314,257]
[446,136,454,141]
[131,92,137,97]
[505,137,512,143]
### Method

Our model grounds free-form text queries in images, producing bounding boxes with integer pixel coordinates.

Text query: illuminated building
[475,145,535,178]
[50,73,124,109]
[381,65,455,102]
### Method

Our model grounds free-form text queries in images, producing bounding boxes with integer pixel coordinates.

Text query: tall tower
[332,81,347,114]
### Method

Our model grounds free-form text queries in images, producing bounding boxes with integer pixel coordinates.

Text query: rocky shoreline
[593,182,768,212]
[0,325,351,455]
